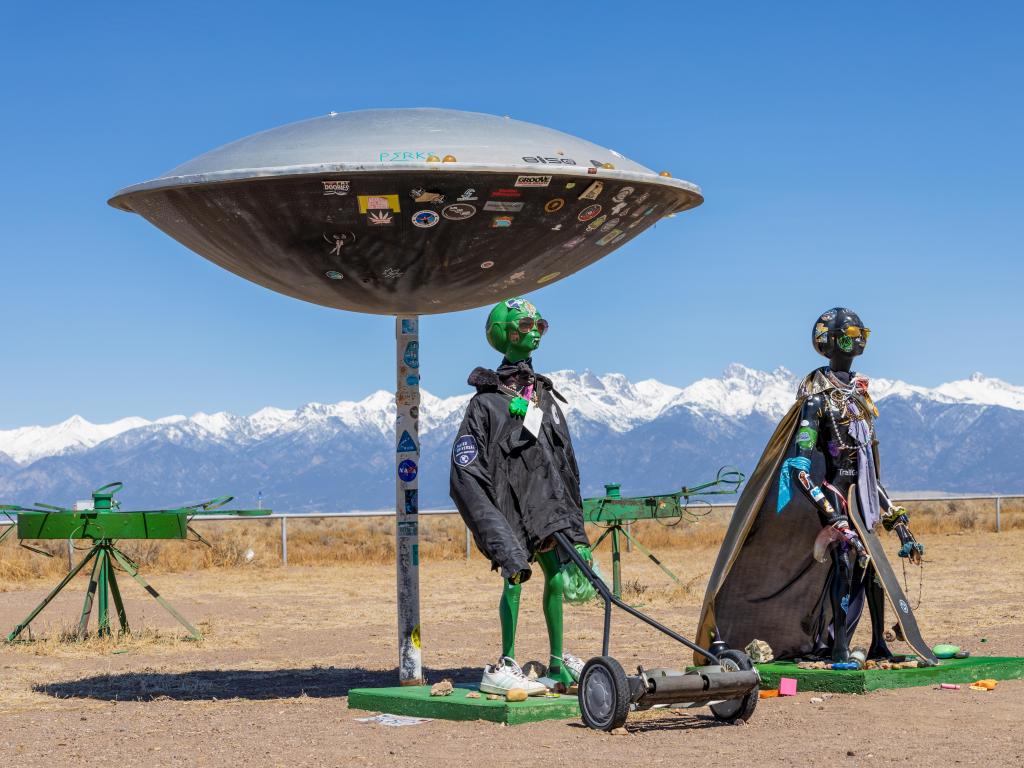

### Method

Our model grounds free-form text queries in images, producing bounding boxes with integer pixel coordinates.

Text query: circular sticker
[586,215,607,232]
[578,204,602,222]
[480,261,495,269]
[600,217,620,232]
[324,270,344,280]
[544,198,565,214]
[398,459,418,482]
[442,203,476,221]
[412,210,440,228]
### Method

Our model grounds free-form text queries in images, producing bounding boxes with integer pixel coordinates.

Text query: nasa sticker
[899,599,909,614]
[453,435,478,467]
[442,203,476,221]
[398,459,418,482]
[412,210,440,228]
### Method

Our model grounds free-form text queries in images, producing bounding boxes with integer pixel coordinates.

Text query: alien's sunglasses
[509,317,549,336]
[842,325,870,339]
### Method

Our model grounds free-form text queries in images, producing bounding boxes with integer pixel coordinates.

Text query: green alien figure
[450,297,592,696]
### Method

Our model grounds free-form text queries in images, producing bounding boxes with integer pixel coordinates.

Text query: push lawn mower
[553,531,760,731]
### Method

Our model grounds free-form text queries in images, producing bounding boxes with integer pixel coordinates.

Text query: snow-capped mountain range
[1,365,1022,510]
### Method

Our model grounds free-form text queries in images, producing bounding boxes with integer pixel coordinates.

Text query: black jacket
[449,361,589,581]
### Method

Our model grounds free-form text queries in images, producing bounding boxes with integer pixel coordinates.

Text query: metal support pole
[995,496,1002,533]
[67,539,74,572]
[465,525,471,561]
[395,316,422,684]
[281,516,288,565]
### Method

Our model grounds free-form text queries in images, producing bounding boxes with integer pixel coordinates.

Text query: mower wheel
[579,656,630,731]
[709,649,759,723]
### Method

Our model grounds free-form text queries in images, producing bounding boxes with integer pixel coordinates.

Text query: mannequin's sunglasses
[509,316,549,335]
[842,325,870,339]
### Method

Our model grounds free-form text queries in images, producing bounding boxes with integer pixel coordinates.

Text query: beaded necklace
[823,370,874,449]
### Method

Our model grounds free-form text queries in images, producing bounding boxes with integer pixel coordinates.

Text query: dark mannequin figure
[783,308,925,662]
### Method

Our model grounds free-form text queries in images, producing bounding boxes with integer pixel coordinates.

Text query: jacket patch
[453,435,479,467]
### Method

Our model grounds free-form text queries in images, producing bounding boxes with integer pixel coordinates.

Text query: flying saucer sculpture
[110,108,703,684]
[109,108,702,315]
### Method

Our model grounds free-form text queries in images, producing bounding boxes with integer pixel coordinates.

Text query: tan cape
[694,370,935,664]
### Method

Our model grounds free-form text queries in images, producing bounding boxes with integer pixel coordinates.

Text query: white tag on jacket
[523,401,543,437]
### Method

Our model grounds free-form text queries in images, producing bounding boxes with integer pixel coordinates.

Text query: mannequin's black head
[812,307,869,372]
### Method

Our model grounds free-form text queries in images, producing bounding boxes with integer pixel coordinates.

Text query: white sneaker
[480,657,549,696]
[557,652,586,682]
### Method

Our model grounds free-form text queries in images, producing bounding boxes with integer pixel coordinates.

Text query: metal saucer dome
[109,108,702,315]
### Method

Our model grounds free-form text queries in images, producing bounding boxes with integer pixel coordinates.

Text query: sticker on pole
[398,459,418,482]
[404,489,418,515]
[397,430,417,453]
[453,435,478,467]
[403,340,419,369]
[401,318,418,335]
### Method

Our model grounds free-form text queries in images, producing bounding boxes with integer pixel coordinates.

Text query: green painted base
[348,683,580,725]
[756,656,1024,693]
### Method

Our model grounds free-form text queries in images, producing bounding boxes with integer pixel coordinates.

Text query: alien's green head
[486,297,548,362]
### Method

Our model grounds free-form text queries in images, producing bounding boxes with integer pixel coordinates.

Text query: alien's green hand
[509,396,529,418]
[575,544,593,564]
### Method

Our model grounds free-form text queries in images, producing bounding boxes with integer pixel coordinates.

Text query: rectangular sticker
[358,194,401,213]
[483,201,524,212]
[322,180,350,195]
[579,181,604,200]
[514,175,552,188]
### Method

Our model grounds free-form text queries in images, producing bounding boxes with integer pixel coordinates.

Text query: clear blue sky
[1,2,1021,427]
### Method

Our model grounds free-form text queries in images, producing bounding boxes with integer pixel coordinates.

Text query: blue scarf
[777,456,811,514]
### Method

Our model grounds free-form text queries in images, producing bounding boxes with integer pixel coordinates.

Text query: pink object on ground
[778,677,798,696]
[940,683,961,690]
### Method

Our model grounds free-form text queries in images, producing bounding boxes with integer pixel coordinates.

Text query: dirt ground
[0,530,1021,767]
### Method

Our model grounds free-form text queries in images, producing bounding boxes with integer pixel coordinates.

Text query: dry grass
[1,497,1020,589]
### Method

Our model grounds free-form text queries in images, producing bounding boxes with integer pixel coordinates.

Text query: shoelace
[500,658,530,681]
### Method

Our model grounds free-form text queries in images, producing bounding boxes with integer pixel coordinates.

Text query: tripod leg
[619,526,680,585]
[107,564,129,635]
[591,526,613,550]
[77,549,104,639]
[109,548,202,640]
[97,548,111,637]
[611,526,622,599]
[7,547,98,642]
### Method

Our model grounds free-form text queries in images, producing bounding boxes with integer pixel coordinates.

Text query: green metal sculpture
[583,467,745,598]
[2,482,268,642]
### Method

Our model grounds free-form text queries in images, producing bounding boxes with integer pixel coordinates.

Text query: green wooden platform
[756,656,1024,693]
[348,683,580,725]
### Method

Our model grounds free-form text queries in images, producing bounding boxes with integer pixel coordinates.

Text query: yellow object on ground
[969,679,998,691]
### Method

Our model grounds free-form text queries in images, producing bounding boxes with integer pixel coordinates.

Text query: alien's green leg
[499,578,522,660]
[538,549,573,685]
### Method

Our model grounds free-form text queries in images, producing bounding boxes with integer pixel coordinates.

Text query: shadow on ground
[34,666,480,701]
